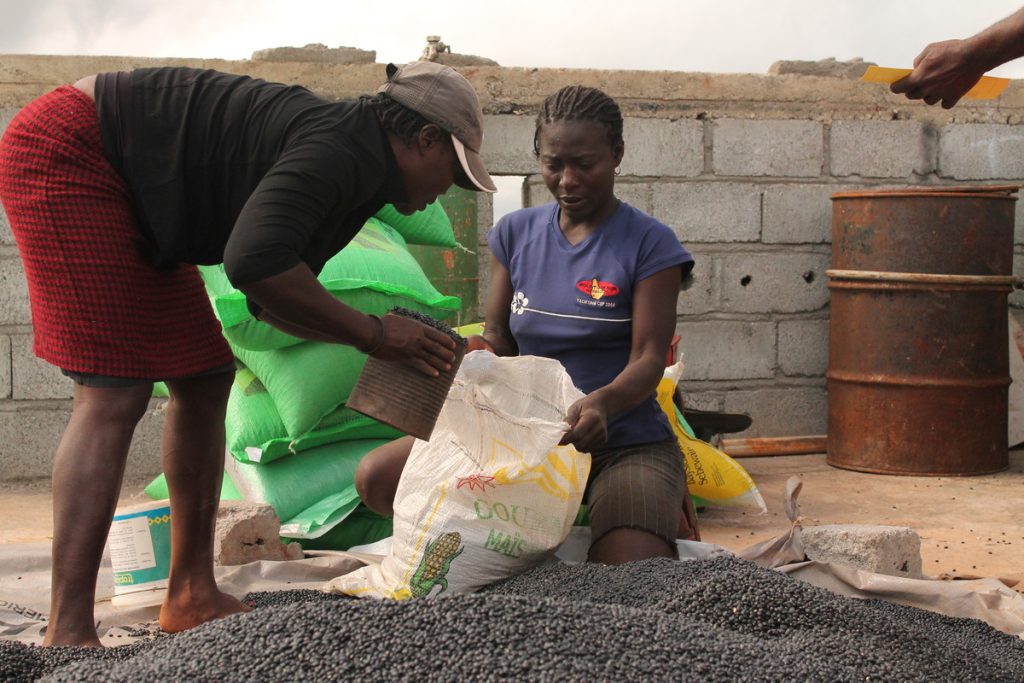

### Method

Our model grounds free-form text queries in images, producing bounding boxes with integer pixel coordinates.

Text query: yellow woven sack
[657,365,767,512]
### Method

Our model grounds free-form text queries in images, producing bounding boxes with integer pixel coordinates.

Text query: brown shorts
[584,438,686,550]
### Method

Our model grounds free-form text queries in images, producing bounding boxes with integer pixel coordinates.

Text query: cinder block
[615,182,652,214]
[0,108,16,130]
[11,334,73,400]
[0,205,12,246]
[126,404,166,482]
[652,182,761,243]
[1016,199,1024,247]
[0,110,17,244]
[0,403,164,482]
[677,254,719,315]
[723,384,827,437]
[621,118,703,177]
[674,390,725,413]
[476,243,494,316]
[0,335,10,399]
[481,115,538,175]
[801,524,923,578]
[713,119,823,177]
[214,500,304,566]
[830,120,934,178]
[940,123,1024,180]
[764,183,871,245]
[674,321,775,380]
[1013,253,1024,309]
[0,258,30,325]
[721,252,831,313]
[476,191,494,238]
[523,177,549,208]
[762,183,835,244]
[778,318,829,377]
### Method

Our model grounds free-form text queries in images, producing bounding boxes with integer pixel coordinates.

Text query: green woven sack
[224,365,402,463]
[233,341,369,439]
[296,504,394,550]
[204,218,461,351]
[224,439,388,530]
[279,484,362,540]
[225,366,282,460]
[144,470,241,502]
[374,201,456,248]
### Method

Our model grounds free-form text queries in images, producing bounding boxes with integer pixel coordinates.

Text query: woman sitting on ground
[356,84,695,564]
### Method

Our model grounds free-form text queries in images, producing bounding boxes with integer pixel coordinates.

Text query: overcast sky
[2,0,1024,78]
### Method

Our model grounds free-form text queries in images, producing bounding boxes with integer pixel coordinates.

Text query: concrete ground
[1,449,1022,580]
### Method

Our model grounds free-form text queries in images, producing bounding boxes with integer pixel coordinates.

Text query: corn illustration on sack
[327,353,590,599]
[657,364,767,512]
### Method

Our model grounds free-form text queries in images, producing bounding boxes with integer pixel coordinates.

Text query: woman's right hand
[368,313,457,376]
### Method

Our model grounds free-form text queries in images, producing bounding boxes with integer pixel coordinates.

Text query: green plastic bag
[296,505,394,551]
[225,366,402,463]
[144,470,242,501]
[278,484,362,540]
[204,218,461,351]
[224,438,389,529]
[374,201,456,248]
[233,341,368,439]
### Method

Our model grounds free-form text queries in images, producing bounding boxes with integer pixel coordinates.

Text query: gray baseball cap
[379,61,497,193]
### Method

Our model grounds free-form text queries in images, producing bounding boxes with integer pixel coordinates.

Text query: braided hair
[366,93,436,145]
[533,85,624,156]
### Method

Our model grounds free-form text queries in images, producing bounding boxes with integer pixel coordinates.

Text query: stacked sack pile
[145,202,463,551]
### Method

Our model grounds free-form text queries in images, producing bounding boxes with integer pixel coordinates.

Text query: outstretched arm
[891,7,1024,108]
[560,265,682,453]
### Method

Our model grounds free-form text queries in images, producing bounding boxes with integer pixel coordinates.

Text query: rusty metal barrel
[827,186,1018,476]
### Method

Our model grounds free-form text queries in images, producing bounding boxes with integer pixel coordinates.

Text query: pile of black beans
[1,556,1020,682]
[389,306,467,347]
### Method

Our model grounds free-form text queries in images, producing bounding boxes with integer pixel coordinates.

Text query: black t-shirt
[95,67,404,286]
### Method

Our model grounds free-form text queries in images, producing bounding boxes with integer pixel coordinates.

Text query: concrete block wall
[2,54,1024,480]
[510,112,1024,440]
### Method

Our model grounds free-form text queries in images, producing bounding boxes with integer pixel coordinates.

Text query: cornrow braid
[366,93,436,145]
[533,85,624,156]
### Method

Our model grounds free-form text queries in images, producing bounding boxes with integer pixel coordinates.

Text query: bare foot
[158,587,251,634]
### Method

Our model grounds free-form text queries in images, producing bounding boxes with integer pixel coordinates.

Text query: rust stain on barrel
[827,186,1018,476]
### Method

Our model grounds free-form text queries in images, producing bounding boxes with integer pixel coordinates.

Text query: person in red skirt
[0,62,495,646]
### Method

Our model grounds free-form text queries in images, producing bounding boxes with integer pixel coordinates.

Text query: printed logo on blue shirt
[510,291,529,315]
[575,278,620,309]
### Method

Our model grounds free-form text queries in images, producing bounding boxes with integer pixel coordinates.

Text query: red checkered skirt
[0,86,233,379]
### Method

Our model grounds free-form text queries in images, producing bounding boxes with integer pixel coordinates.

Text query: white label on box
[109,515,156,572]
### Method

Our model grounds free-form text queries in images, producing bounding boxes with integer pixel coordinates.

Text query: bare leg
[588,528,675,565]
[45,383,152,647]
[354,435,415,517]
[158,370,249,634]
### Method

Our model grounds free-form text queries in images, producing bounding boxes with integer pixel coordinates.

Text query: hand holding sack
[327,353,590,599]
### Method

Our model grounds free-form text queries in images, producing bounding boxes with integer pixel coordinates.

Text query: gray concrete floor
[1,450,1021,580]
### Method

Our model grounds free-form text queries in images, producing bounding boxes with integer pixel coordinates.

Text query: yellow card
[862,65,1009,100]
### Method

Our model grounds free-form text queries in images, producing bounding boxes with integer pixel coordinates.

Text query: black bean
[389,307,466,346]
[2,556,1019,683]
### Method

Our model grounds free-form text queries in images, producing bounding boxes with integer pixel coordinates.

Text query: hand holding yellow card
[862,65,1009,100]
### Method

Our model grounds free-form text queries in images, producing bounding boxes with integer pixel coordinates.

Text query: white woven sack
[327,352,590,599]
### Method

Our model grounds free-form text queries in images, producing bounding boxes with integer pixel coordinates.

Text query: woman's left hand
[559,397,608,453]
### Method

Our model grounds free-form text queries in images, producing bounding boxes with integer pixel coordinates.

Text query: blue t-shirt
[488,201,695,448]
